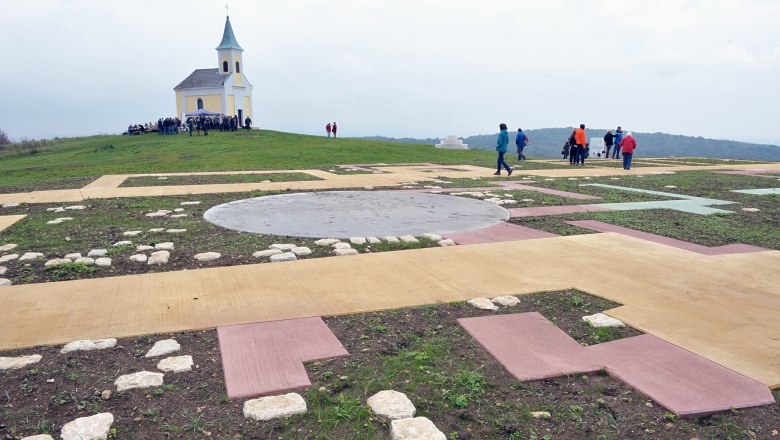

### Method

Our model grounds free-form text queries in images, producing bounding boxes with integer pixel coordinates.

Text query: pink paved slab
[458,313,602,380]
[589,335,776,417]
[445,222,557,245]
[508,205,610,218]
[567,220,769,255]
[459,313,776,417]
[217,317,348,399]
[496,181,602,200]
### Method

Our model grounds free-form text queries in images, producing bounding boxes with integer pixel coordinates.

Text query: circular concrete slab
[204,191,510,238]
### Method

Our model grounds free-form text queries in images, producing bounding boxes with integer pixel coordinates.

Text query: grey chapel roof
[174,69,229,90]
[216,16,243,51]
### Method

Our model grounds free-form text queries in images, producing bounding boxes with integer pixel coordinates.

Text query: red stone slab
[508,205,609,218]
[459,313,776,417]
[445,222,557,245]
[567,220,769,255]
[496,181,602,200]
[589,335,776,417]
[217,317,348,399]
[458,313,602,380]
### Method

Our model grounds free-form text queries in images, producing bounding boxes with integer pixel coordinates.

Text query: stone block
[243,393,307,421]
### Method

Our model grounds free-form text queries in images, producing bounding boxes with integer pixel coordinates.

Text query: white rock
[47,207,62,212]
[367,390,416,421]
[270,243,297,251]
[243,393,307,421]
[63,253,82,261]
[253,249,283,258]
[399,235,419,243]
[129,254,148,263]
[367,237,382,244]
[151,250,170,259]
[158,177,168,180]
[334,248,359,256]
[314,238,341,246]
[60,413,114,440]
[194,252,221,262]
[422,233,443,242]
[156,355,193,373]
[664,185,678,189]
[0,266,6,276]
[114,371,164,391]
[492,296,521,307]
[113,240,132,247]
[437,239,456,247]
[180,201,201,205]
[61,338,117,354]
[173,208,185,212]
[19,252,45,261]
[123,230,143,237]
[136,245,154,251]
[148,228,165,233]
[53,207,66,213]
[0,254,19,263]
[363,186,374,190]
[390,417,446,440]
[95,258,112,267]
[166,229,187,233]
[531,411,551,419]
[44,258,71,267]
[21,435,55,440]
[384,236,400,243]
[0,354,42,370]
[332,242,352,250]
[742,208,761,212]
[0,243,17,252]
[521,198,535,202]
[145,339,181,357]
[155,242,174,250]
[74,257,95,266]
[468,297,499,311]
[87,249,107,257]
[147,255,169,266]
[349,237,367,245]
[270,252,297,262]
[64,205,86,210]
[170,214,188,218]
[291,247,312,256]
[582,313,625,328]
[0,278,11,287]
[2,203,20,208]
[145,212,167,218]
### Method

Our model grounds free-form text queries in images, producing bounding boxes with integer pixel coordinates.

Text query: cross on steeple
[225,4,230,17]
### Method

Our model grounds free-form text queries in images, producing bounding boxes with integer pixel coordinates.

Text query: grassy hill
[0,130,494,188]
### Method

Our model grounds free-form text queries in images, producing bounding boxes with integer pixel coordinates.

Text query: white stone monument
[435,136,468,150]
[589,138,605,158]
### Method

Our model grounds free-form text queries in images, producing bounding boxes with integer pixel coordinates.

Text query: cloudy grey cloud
[1,0,778,144]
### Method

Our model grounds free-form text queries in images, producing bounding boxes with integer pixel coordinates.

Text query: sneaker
[507,169,513,176]
[493,172,500,176]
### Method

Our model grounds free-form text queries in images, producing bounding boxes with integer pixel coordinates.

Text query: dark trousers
[569,145,578,164]
[605,145,612,158]
[577,145,586,165]
[497,151,511,172]
[623,153,633,169]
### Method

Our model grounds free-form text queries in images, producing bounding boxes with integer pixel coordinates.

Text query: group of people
[184,115,251,136]
[562,124,637,170]
[125,118,182,136]
[325,122,338,138]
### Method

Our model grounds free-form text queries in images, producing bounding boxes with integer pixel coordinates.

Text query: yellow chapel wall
[175,91,183,116]
[244,96,251,118]
[185,95,223,113]
[227,95,236,116]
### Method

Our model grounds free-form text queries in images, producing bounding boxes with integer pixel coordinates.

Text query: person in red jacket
[326,122,332,138]
[619,132,637,170]
[574,124,588,166]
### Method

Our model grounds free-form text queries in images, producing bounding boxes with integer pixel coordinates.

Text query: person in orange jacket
[574,124,588,166]
[619,132,637,170]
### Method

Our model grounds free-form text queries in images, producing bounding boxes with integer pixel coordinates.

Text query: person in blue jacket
[515,128,528,160]
[494,123,513,176]
[612,126,624,159]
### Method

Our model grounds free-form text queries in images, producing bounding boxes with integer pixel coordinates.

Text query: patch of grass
[44,262,97,280]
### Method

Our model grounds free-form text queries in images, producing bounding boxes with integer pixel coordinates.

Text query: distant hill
[360,129,780,161]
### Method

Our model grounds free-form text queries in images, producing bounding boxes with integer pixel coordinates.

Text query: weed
[44,262,97,280]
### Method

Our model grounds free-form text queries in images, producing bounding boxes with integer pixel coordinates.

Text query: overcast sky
[1,0,779,144]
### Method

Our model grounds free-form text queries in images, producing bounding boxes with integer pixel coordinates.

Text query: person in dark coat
[332,122,338,138]
[568,130,578,165]
[245,117,252,130]
[604,129,615,159]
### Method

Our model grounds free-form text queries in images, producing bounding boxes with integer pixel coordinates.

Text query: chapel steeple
[216,16,243,51]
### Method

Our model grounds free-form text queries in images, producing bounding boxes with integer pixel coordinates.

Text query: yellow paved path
[0,215,26,232]
[1,233,778,388]
[2,162,780,205]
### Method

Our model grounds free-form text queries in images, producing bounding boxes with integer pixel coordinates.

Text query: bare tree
[0,129,10,145]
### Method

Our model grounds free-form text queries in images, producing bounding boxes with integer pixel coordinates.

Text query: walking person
[604,129,615,159]
[620,132,637,170]
[326,122,332,138]
[612,126,624,159]
[332,122,338,138]
[187,117,193,136]
[568,130,578,165]
[515,128,528,161]
[575,124,588,166]
[244,116,252,131]
[493,123,513,176]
